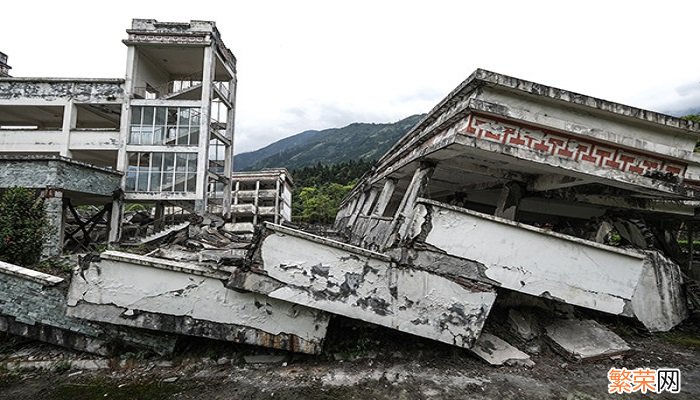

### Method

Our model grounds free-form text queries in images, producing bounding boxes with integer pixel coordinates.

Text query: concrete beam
[241,223,497,349]
[403,199,688,332]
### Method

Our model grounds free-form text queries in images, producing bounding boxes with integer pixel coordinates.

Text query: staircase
[123,221,190,247]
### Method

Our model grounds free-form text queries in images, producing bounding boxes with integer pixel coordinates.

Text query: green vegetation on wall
[0,187,47,266]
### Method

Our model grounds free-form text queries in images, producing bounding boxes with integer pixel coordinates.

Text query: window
[125,152,198,193]
[129,106,200,145]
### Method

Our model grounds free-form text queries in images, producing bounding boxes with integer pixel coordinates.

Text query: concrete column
[253,180,260,225]
[195,44,216,214]
[372,178,397,217]
[61,101,77,157]
[361,188,379,216]
[495,182,523,220]
[108,198,123,245]
[42,190,65,258]
[347,191,367,228]
[274,178,281,224]
[154,201,165,231]
[224,76,237,220]
[344,195,362,229]
[385,161,436,247]
[232,181,240,223]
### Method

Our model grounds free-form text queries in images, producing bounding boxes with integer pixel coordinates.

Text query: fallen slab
[67,251,330,354]
[507,309,538,342]
[0,260,175,356]
[233,223,497,349]
[403,199,687,332]
[544,319,630,362]
[470,332,534,367]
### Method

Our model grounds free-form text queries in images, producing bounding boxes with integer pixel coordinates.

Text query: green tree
[682,114,700,123]
[0,187,47,266]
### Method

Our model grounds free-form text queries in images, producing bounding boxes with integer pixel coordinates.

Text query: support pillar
[42,190,65,258]
[154,201,165,231]
[360,188,379,216]
[372,178,397,217]
[385,161,436,247]
[495,182,523,220]
[108,197,123,246]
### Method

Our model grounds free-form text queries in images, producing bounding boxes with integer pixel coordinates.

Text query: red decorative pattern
[461,115,686,178]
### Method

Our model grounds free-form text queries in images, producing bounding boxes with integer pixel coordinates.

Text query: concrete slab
[67,251,330,354]
[471,333,534,367]
[241,223,497,350]
[0,260,175,356]
[544,319,630,362]
[405,199,688,332]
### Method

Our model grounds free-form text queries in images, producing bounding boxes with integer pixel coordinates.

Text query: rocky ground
[0,315,698,400]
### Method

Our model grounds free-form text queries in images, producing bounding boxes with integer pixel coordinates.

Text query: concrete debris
[544,319,631,362]
[470,333,534,367]
[506,309,538,342]
[404,199,688,332]
[244,223,497,349]
[243,354,289,364]
[0,260,176,356]
[67,251,330,355]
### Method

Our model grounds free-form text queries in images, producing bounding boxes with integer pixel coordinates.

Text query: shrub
[0,187,47,266]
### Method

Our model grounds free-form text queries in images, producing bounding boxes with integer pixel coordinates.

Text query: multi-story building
[0,19,237,252]
[224,168,293,234]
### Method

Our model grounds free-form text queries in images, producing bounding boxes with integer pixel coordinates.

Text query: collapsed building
[1,19,698,365]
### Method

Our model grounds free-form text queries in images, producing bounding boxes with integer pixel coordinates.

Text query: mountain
[234,114,424,171]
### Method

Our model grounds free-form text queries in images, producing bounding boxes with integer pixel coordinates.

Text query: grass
[659,331,700,350]
[43,378,183,400]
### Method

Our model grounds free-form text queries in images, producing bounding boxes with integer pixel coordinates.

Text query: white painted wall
[67,252,328,344]
[261,229,496,348]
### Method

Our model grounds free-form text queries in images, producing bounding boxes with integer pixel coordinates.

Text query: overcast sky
[2,1,699,153]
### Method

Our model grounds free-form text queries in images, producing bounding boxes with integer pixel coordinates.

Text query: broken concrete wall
[67,251,329,354]
[0,260,174,356]
[402,199,687,331]
[0,156,122,197]
[243,223,497,349]
[0,79,125,102]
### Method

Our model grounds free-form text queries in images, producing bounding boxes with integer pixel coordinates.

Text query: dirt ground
[1,315,698,400]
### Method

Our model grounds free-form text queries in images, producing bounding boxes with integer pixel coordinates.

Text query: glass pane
[174,173,186,191]
[126,154,138,191]
[167,108,178,125]
[189,126,199,145]
[142,126,153,145]
[142,106,154,126]
[130,106,142,125]
[153,126,166,144]
[175,153,188,172]
[149,171,161,191]
[178,108,190,126]
[164,153,175,171]
[152,153,163,172]
[154,107,166,125]
[190,109,201,125]
[176,127,190,145]
[161,169,174,192]
[166,127,177,144]
[128,126,140,144]
[136,153,150,191]
[187,153,198,172]
[186,175,197,193]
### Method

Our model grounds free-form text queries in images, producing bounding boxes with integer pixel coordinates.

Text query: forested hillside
[235,114,423,171]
